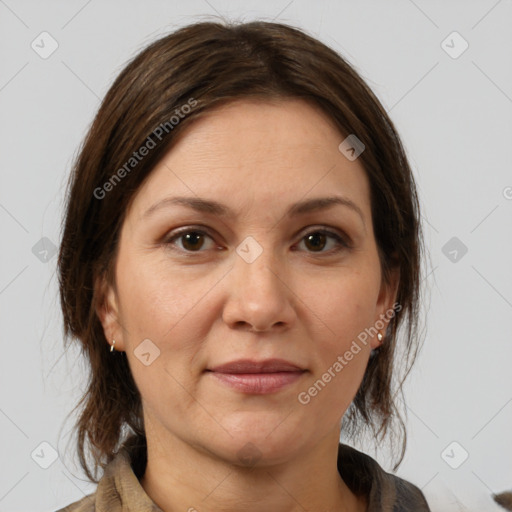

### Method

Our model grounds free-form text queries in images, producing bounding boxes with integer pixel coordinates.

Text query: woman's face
[99,98,399,465]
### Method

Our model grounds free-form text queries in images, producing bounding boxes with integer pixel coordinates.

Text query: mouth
[205,358,307,394]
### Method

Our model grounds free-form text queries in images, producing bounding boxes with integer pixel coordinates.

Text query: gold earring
[110,339,116,352]
[377,332,383,342]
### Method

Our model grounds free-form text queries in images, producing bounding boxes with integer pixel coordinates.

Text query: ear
[94,273,125,352]
[371,264,400,350]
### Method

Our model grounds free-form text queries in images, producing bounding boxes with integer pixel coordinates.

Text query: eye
[294,228,350,254]
[162,226,350,255]
[164,228,216,252]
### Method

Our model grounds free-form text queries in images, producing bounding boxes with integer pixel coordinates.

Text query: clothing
[56,443,431,511]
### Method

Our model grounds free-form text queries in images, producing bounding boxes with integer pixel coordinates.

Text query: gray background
[1,1,511,511]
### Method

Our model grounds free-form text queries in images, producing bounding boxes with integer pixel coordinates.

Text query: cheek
[310,269,379,348]
[114,253,219,404]
[116,257,206,416]
[299,269,379,405]
[116,252,207,343]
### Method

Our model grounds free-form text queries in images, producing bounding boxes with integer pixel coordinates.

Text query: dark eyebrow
[142,195,365,229]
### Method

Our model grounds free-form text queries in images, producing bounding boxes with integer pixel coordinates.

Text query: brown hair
[58,18,426,482]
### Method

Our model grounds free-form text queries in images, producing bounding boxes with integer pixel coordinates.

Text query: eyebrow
[142,195,365,228]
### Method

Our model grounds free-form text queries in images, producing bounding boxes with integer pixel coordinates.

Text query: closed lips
[207,359,306,374]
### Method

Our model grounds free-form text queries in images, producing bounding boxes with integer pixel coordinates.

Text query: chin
[204,428,304,469]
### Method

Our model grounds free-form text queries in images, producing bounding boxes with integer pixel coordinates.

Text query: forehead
[165,98,349,167]
[128,98,372,223]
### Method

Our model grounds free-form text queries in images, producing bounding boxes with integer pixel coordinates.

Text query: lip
[206,358,307,394]
[209,358,305,374]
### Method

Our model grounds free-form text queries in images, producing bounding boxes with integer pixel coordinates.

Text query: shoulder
[55,493,96,512]
[337,443,431,511]
[55,446,162,512]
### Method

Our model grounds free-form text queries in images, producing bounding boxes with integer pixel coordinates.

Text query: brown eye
[297,229,348,254]
[164,229,215,252]
[180,232,206,251]
[164,227,349,256]
[304,232,328,252]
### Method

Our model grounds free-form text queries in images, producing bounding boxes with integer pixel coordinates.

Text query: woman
[57,19,431,511]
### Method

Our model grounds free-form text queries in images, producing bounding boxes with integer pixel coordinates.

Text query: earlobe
[370,328,385,351]
[377,265,400,312]
[94,274,124,351]
[373,265,400,349]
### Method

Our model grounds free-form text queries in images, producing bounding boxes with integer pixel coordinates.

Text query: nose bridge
[235,235,283,297]
[223,234,294,331]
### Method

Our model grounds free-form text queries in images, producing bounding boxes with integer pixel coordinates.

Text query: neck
[139,427,366,512]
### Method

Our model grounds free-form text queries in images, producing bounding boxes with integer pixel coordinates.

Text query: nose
[222,247,296,333]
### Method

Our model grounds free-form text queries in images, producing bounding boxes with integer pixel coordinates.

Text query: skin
[97,98,399,512]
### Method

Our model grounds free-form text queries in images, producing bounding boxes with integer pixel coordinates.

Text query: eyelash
[162,226,351,256]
